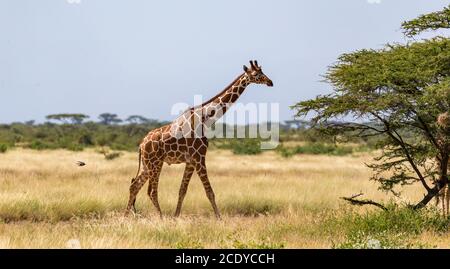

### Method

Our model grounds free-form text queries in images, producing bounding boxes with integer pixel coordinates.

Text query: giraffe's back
[140,123,208,165]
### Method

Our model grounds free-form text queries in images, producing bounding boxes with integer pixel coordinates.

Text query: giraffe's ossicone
[125,60,273,218]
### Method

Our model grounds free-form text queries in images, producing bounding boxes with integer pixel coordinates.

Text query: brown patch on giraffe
[230,93,240,103]
[170,143,178,151]
[193,139,203,148]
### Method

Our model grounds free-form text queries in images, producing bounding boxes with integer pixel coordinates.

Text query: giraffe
[435,112,450,217]
[125,60,273,218]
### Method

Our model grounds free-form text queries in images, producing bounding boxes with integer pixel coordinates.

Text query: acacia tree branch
[410,109,440,150]
[371,112,431,192]
[340,193,388,211]
[413,180,448,210]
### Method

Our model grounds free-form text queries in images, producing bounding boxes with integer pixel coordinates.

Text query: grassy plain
[0,149,448,248]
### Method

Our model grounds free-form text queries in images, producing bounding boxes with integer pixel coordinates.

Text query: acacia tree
[293,6,450,209]
[125,115,157,124]
[98,113,122,125]
[46,113,89,124]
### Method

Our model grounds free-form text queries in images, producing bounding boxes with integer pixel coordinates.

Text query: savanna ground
[0,148,449,248]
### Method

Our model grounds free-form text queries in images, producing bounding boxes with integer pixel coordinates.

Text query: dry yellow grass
[0,149,447,248]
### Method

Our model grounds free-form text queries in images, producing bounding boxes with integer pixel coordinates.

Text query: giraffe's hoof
[124,209,135,217]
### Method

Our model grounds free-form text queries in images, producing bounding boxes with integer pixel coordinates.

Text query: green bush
[334,231,430,249]
[230,139,262,155]
[277,143,355,157]
[0,143,7,153]
[327,207,448,249]
[27,140,54,150]
[65,143,84,152]
[343,207,449,235]
[78,133,94,146]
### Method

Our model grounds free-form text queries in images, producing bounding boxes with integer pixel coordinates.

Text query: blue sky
[0,0,448,123]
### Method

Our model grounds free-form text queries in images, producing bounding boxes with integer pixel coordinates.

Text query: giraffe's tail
[131,148,142,183]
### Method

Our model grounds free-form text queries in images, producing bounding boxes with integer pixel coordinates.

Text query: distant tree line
[43,113,160,126]
[0,113,168,152]
[0,111,382,155]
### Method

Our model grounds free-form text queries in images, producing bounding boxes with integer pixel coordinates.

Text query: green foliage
[0,143,7,153]
[46,114,89,124]
[226,234,285,249]
[98,113,122,125]
[402,5,450,37]
[277,143,354,157]
[65,143,84,152]
[173,238,204,249]
[329,207,447,249]
[292,5,450,209]
[334,231,430,249]
[28,140,54,150]
[0,117,166,152]
[216,139,262,155]
[337,207,449,235]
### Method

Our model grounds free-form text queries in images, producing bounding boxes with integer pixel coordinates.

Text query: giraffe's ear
[243,65,249,72]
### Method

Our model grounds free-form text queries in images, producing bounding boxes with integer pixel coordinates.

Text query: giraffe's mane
[188,73,245,111]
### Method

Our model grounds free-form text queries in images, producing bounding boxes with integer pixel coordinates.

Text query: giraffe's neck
[197,73,250,126]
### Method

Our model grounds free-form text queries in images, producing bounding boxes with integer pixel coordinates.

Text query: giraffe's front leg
[174,164,195,217]
[147,161,164,218]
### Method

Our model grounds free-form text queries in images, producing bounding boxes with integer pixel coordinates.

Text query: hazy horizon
[1,0,448,124]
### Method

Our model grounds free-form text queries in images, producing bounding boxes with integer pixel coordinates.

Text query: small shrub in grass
[173,239,204,249]
[221,199,282,216]
[0,143,7,153]
[343,207,449,235]
[333,231,431,249]
[227,235,285,249]
[327,206,448,249]
[276,146,295,158]
[97,147,123,160]
[104,152,122,160]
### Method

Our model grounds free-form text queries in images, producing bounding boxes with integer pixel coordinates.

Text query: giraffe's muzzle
[266,80,273,87]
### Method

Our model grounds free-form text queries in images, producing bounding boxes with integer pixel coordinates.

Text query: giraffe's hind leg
[125,171,150,216]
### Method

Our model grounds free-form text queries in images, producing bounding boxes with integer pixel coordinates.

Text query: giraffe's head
[243,60,273,87]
